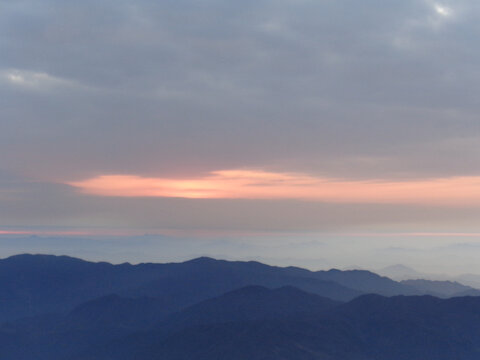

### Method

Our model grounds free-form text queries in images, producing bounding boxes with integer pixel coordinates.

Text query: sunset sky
[1,0,479,273]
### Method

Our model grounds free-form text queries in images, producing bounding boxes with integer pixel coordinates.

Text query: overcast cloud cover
[1,0,479,270]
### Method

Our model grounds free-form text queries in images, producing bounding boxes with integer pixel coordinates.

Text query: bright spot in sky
[434,4,451,17]
[7,73,27,85]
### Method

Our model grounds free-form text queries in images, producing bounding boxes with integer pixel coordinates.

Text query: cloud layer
[1,0,479,181]
[0,0,479,268]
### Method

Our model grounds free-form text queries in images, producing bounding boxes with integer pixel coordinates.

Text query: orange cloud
[68,169,480,205]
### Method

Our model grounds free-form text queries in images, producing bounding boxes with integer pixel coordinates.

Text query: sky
[1,0,479,273]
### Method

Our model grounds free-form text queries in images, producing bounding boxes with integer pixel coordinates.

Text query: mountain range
[0,254,420,322]
[1,254,480,359]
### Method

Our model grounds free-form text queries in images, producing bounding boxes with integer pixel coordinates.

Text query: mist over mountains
[1,254,480,359]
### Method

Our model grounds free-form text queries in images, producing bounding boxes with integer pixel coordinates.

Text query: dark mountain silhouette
[148,285,340,339]
[1,254,480,360]
[125,257,363,305]
[0,254,165,321]
[0,254,368,322]
[74,285,349,360]
[0,294,179,360]
[329,294,480,359]
[0,285,342,360]
[66,294,172,330]
[83,292,480,360]
[131,319,368,360]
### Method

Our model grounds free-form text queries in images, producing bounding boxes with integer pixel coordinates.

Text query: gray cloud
[1,0,479,181]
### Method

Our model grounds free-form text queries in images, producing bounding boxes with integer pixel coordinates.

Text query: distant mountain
[377,264,424,281]
[454,274,480,290]
[401,279,480,298]
[377,265,480,292]
[312,268,419,296]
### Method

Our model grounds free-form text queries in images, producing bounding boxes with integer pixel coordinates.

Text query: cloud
[68,169,480,205]
[1,0,480,244]
[1,0,479,184]
[0,168,477,235]
[0,69,80,91]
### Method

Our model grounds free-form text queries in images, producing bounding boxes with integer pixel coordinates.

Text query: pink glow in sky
[0,230,90,236]
[68,169,480,205]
